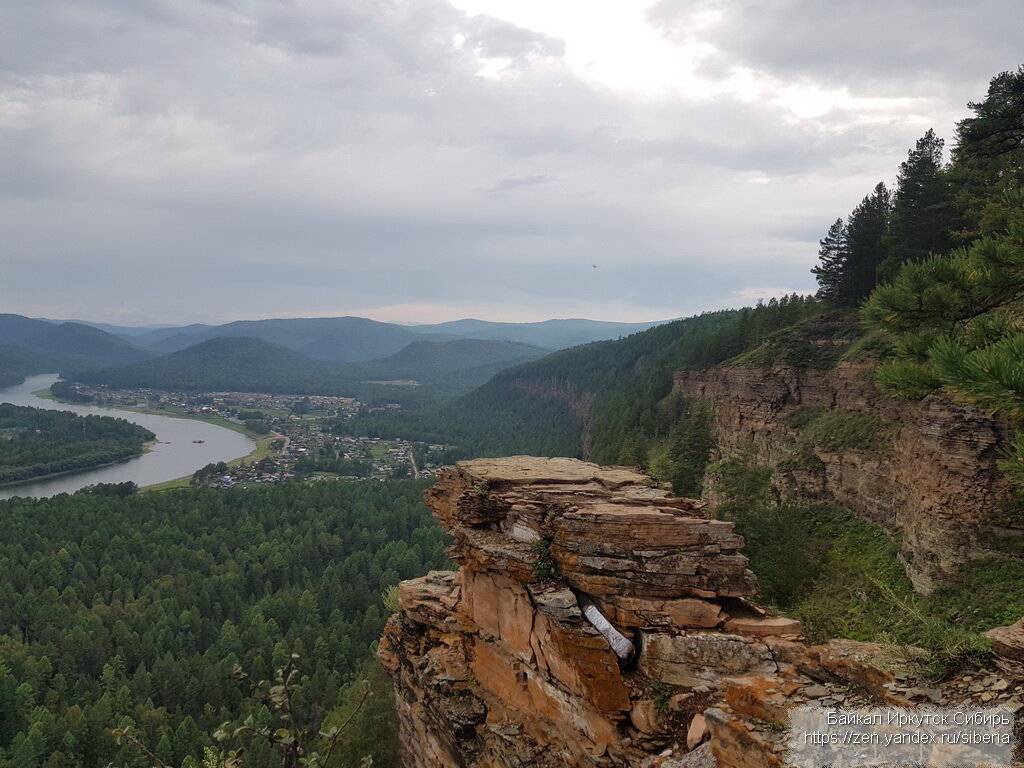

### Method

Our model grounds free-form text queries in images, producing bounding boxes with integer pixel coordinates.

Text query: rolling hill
[72,335,553,397]
[73,337,348,395]
[123,315,671,359]
[348,338,547,390]
[0,315,152,385]
[141,316,440,360]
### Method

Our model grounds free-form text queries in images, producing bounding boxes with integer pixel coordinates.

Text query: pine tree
[811,218,849,303]
[950,67,1024,240]
[956,66,1024,159]
[814,183,890,306]
[881,130,956,277]
[843,182,891,303]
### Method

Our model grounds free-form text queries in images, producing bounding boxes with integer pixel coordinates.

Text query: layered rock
[379,457,802,767]
[674,362,1017,592]
[382,456,1024,767]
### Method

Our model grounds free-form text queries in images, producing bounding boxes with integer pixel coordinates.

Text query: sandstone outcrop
[381,457,1024,767]
[379,457,803,767]
[674,362,1017,592]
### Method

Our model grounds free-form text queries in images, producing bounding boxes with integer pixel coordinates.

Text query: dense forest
[0,480,448,767]
[0,404,155,486]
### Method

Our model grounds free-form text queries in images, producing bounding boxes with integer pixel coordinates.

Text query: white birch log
[580,601,634,660]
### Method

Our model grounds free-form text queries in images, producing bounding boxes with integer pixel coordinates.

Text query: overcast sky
[1,0,1019,325]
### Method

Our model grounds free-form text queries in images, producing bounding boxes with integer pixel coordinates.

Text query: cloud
[650,0,1019,99]
[487,174,557,194]
[0,0,1016,324]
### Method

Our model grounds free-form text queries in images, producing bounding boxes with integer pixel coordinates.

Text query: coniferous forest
[0,480,448,767]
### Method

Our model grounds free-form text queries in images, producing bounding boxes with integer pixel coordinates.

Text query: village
[51,382,452,488]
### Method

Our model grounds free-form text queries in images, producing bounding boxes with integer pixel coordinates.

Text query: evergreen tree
[844,182,891,302]
[810,218,849,303]
[951,67,1024,240]
[814,183,890,306]
[880,130,956,278]
[956,66,1024,158]
[862,189,1024,414]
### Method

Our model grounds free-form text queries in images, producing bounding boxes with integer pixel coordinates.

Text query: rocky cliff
[380,457,1024,767]
[674,361,1019,592]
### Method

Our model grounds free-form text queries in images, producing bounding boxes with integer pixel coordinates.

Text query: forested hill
[74,337,351,395]
[0,403,155,486]
[72,336,551,399]
[352,338,546,389]
[0,345,64,388]
[0,316,152,386]
[333,295,829,472]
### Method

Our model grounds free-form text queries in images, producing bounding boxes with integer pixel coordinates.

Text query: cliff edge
[379,457,1023,767]
[674,361,1017,593]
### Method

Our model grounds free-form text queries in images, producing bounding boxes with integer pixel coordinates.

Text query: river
[0,374,256,500]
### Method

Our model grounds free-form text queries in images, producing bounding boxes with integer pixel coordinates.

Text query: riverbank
[31,387,59,402]
[0,448,148,491]
[38,384,279,493]
[0,376,257,499]
[141,434,280,493]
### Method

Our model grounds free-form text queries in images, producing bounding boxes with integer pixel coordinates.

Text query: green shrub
[531,539,562,583]
[707,459,772,510]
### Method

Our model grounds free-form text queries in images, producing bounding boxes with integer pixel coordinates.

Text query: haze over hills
[137,316,438,360]
[0,314,152,382]
[406,318,667,349]
[75,315,671,359]
[70,335,549,397]
[0,312,668,393]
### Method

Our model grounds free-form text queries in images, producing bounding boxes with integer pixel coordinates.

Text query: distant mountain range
[0,312,666,395]
[122,315,665,360]
[0,315,152,386]
[73,336,547,398]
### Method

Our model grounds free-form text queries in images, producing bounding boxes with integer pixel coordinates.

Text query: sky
[0,0,1019,326]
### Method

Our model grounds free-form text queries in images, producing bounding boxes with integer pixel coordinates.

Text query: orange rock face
[382,457,806,768]
[381,457,1017,768]
[673,363,1015,592]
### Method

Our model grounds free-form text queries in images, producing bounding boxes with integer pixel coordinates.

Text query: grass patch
[728,311,861,370]
[924,557,1024,632]
[368,442,391,460]
[712,459,997,678]
[794,408,897,453]
[839,329,897,363]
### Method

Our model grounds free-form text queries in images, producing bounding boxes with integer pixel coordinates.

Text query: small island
[0,402,156,486]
